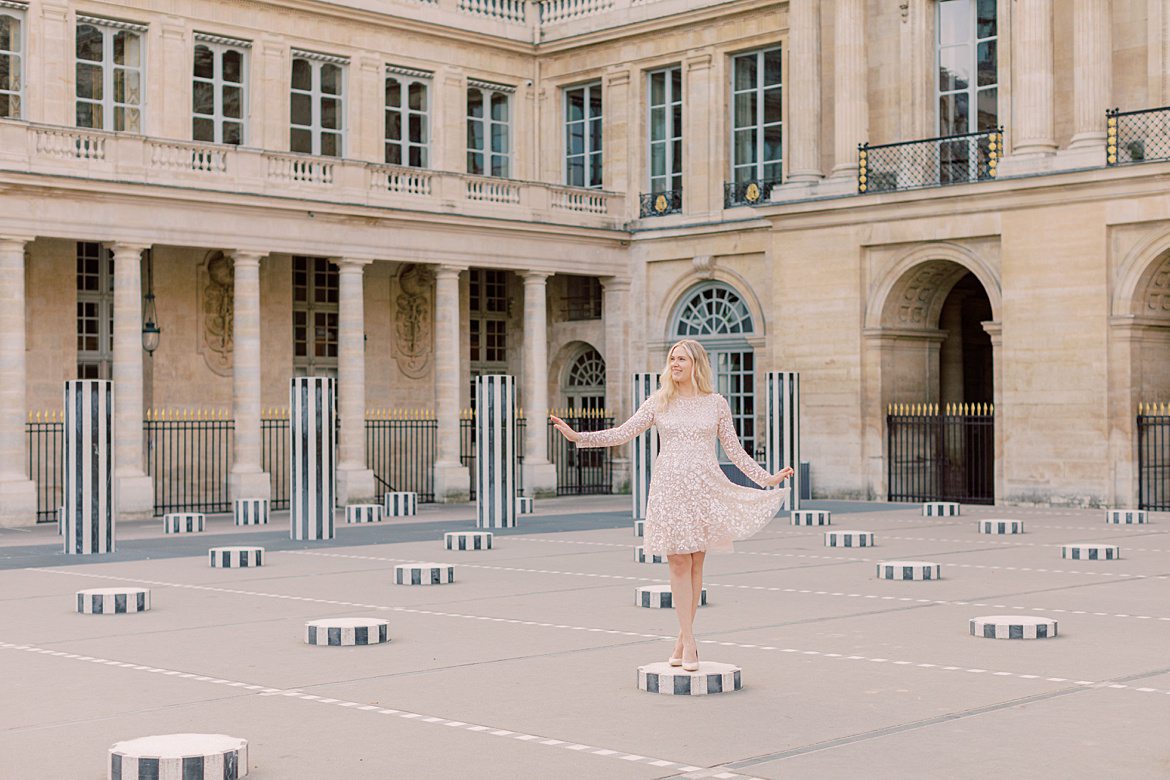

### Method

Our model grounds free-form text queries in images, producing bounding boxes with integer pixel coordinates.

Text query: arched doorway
[562,347,606,413]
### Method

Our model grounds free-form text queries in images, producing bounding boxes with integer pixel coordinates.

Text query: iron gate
[547,411,614,495]
[887,403,994,505]
[1138,403,1169,511]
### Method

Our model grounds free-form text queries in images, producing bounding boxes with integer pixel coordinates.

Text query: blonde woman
[551,339,792,671]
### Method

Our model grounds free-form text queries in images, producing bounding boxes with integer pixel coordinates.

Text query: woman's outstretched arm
[553,398,656,449]
[715,395,793,488]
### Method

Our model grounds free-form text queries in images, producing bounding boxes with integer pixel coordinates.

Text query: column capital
[520,270,551,284]
[600,276,632,293]
[435,263,467,280]
[108,242,150,257]
[0,236,34,252]
[331,257,373,272]
[227,250,266,267]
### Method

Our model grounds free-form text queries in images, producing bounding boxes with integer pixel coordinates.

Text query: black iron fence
[859,127,1003,194]
[639,188,683,217]
[366,410,437,502]
[27,412,63,522]
[1138,403,1170,511]
[460,411,526,499]
[546,410,614,495]
[1106,106,1170,166]
[887,403,994,505]
[145,409,234,515]
[262,412,290,510]
[724,178,779,208]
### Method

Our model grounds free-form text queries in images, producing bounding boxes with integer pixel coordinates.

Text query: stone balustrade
[0,121,625,228]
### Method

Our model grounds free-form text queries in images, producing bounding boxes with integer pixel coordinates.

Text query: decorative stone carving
[897,265,951,325]
[393,264,434,379]
[197,251,234,376]
[1145,256,1170,315]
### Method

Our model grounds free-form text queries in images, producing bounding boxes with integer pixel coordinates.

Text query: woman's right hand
[549,414,581,443]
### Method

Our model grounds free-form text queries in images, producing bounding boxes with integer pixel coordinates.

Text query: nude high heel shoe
[682,644,699,672]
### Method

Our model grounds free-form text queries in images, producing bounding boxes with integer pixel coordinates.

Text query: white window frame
[292,256,339,377]
[384,65,431,168]
[0,4,24,120]
[564,81,603,189]
[192,34,250,145]
[76,241,114,380]
[646,65,682,194]
[729,46,782,186]
[935,0,998,135]
[467,79,513,178]
[75,15,147,133]
[290,50,347,158]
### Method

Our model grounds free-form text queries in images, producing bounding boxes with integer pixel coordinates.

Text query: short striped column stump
[979,519,1024,535]
[516,496,534,515]
[970,615,1058,640]
[384,492,417,517]
[76,588,150,615]
[163,512,205,534]
[792,510,831,526]
[108,733,248,779]
[234,498,268,526]
[824,530,874,548]
[637,662,742,695]
[1061,543,1119,561]
[394,563,455,585]
[876,561,940,581]
[445,531,492,551]
[923,501,960,517]
[635,546,666,563]
[1107,509,1147,525]
[57,506,64,535]
[634,520,644,537]
[305,617,390,646]
[634,584,707,609]
[209,546,265,568]
[345,504,383,524]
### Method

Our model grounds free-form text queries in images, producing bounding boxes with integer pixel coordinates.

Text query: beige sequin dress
[575,393,789,555]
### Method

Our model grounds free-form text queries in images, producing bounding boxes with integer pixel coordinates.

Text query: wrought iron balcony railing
[723,178,779,208]
[859,127,1003,194]
[1106,106,1170,166]
[639,188,682,217]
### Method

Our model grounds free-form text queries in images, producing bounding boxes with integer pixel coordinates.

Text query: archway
[561,346,606,413]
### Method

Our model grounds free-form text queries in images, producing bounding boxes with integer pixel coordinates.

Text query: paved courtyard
[2,496,1169,778]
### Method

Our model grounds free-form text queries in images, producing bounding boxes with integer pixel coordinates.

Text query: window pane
[650,106,666,143]
[651,142,666,178]
[467,89,483,118]
[939,45,969,92]
[223,121,241,145]
[320,64,341,95]
[671,139,682,174]
[408,113,424,144]
[386,110,402,141]
[491,93,508,121]
[763,49,781,87]
[588,89,601,119]
[734,128,757,166]
[76,62,102,100]
[290,92,311,126]
[763,86,781,124]
[734,93,755,129]
[115,106,141,132]
[192,115,214,140]
[977,0,996,38]
[320,132,339,157]
[733,55,757,91]
[938,0,970,45]
[76,101,100,129]
[223,50,242,83]
[291,58,311,91]
[114,69,140,105]
[223,85,242,119]
[568,158,583,187]
[567,88,583,122]
[671,67,681,100]
[467,150,483,174]
[76,25,103,63]
[590,117,602,152]
[192,81,214,116]
[491,153,508,177]
[763,124,782,163]
[977,87,997,130]
[763,161,782,182]
[385,143,401,164]
[408,81,426,110]
[589,152,602,187]
[409,145,424,167]
[650,72,664,106]
[193,45,214,79]
[467,118,483,152]
[568,123,584,156]
[290,127,312,153]
[385,78,401,109]
[113,31,140,68]
[320,97,340,130]
[977,40,997,87]
[491,121,508,154]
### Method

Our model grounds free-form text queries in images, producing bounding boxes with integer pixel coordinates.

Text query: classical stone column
[601,277,632,492]
[1069,0,1111,150]
[433,264,469,501]
[830,0,868,180]
[785,0,823,185]
[1011,0,1056,157]
[0,238,38,527]
[228,251,270,501]
[334,258,376,503]
[110,242,154,518]
[520,272,556,496]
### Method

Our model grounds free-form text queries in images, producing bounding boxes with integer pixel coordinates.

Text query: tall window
[292,256,338,376]
[469,269,508,404]
[564,348,606,413]
[0,9,22,119]
[192,37,248,145]
[467,82,511,177]
[290,52,345,157]
[565,82,602,188]
[937,0,997,135]
[385,69,429,167]
[562,275,602,321]
[647,66,682,195]
[75,18,145,132]
[730,47,781,186]
[673,283,757,459]
[77,242,114,379]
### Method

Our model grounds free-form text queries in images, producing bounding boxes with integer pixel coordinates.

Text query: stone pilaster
[603,69,632,212]
[434,67,466,175]
[353,55,384,163]
[783,0,822,185]
[683,52,715,215]
[0,238,38,527]
[228,251,270,501]
[259,38,287,151]
[334,258,376,503]
[109,242,154,518]
[1069,0,1111,151]
[433,264,469,501]
[156,20,189,140]
[520,272,556,497]
[830,0,867,181]
[34,1,72,125]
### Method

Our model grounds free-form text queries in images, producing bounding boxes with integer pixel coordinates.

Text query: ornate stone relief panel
[1145,255,1170,316]
[393,263,434,379]
[197,251,233,377]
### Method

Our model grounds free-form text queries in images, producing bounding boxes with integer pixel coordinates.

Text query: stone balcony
[0,121,625,229]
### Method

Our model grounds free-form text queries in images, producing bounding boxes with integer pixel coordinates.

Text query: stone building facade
[0,0,1168,525]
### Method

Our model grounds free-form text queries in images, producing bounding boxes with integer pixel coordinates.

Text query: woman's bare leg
[667,553,695,660]
[686,551,706,663]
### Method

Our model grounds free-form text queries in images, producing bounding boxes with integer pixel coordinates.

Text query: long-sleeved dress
[575,392,789,555]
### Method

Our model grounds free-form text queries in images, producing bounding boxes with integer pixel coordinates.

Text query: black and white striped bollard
[475,374,517,529]
[979,519,1023,535]
[346,504,383,524]
[634,546,666,563]
[637,662,742,695]
[766,371,801,510]
[631,372,658,522]
[234,498,268,526]
[791,510,830,526]
[825,530,874,548]
[163,513,205,534]
[76,588,150,615]
[876,561,940,580]
[970,615,1058,639]
[384,492,417,517]
[1106,509,1147,525]
[1061,543,1119,560]
[634,520,644,537]
[290,376,336,541]
[108,734,248,779]
[634,585,707,608]
[304,618,390,646]
[63,379,115,555]
[394,563,455,585]
[445,531,493,551]
[923,502,960,517]
[516,495,534,515]
[209,547,264,568]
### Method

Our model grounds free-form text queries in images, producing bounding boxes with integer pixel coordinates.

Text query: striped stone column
[475,374,516,529]
[63,380,115,555]
[631,373,658,521]
[290,376,336,541]
[765,372,801,510]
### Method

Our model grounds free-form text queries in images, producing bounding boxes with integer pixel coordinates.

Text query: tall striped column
[475,374,516,529]
[631,373,658,521]
[63,380,115,554]
[290,377,336,541]
[766,372,801,510]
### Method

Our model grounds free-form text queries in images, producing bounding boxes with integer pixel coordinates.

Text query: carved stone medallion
[394,264,434,378]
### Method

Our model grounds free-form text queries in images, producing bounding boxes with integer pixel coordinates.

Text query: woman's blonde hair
[654,338,715,408]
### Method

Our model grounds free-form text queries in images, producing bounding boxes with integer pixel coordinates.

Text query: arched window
[563,347,606,413]
[672,283,758,459]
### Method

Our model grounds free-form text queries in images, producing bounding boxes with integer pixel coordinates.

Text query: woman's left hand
[764,466,794,487]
